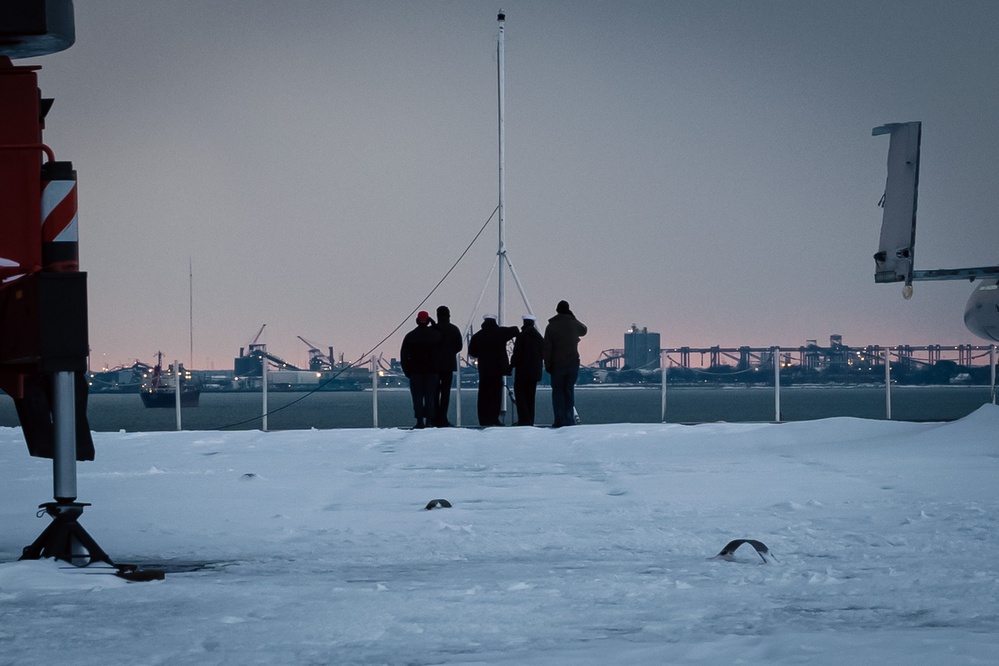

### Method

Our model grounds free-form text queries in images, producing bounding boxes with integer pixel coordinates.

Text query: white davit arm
[872,121,921,289]
[872,122,999,300]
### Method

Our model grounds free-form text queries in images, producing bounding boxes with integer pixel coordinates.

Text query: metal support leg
[20,371,112,567]
[52,371,76,501]
[20,501,111,567]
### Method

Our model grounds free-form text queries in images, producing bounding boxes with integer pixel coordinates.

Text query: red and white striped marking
[41,177,78,243]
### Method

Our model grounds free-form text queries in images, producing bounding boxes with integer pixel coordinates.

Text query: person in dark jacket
[400,310,442,429]
[543,300,587,427]
[432,305,463,427]
[510,314,544,426]
[467,314,519,426]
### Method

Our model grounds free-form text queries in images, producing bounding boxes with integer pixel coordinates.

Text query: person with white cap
[467,314,519,426]
[510,314,544,426]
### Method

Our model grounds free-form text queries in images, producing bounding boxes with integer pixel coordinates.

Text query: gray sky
[28,0,999,370]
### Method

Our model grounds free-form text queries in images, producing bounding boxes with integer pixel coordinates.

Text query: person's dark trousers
[549,362,579,427]
[409,373,438,427]
[435,371,454,426]
[513,374,537,426]
[477,374,504,426]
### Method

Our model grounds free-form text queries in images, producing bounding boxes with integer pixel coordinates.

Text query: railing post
[174,360,182,431]
[991,345,996,405]
[456,356,463,427]
[261,356,268,432]
[660,351,667,423]
[773,346,781,422]
[371,355,379,428]
[884,347,892,420]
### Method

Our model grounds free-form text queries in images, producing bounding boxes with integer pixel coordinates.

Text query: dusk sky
[25,1,999,370]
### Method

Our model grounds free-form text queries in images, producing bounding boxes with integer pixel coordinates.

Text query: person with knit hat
[543,300,587,427]
[467,314,519,426]
[510,314,545,426]
[400,310,442,429]
[431,305,463,427]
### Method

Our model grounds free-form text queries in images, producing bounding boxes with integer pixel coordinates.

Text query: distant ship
[140,352,200,408]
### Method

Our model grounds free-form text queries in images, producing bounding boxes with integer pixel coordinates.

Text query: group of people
[398,305,464,429]
[400,300,586,428]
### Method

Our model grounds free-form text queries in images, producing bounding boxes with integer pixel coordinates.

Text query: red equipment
[0,0,163,579]
[0,55,93,461]
[0,1,114,570]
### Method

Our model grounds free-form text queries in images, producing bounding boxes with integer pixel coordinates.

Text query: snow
[2,407,998,664]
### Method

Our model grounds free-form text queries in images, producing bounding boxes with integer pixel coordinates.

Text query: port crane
[297,336,335,371]
[247,323,266,355]
[234,324,301,377]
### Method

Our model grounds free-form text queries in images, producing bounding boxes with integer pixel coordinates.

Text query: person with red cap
[400,310,442,429]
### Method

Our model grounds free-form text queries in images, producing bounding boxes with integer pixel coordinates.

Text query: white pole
[497,11,506,327]
[660,351,667,422]
[174,360,182,431]
[496,11,508,420]
[456,354,463,427]
[262,355,268,432]
[52,371,77,501]
[773,346,781,422]
[371,355,379,428]
[884,347,892,420]
[502,253,534,316]
[189,259,194,369]
[990,344,996,405]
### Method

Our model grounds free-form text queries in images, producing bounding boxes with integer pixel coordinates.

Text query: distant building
[624,325,660,370]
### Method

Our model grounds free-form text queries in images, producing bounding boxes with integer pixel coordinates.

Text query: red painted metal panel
[0,57,44,280]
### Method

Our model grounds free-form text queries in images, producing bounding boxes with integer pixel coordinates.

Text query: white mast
[491,10,536,423]
[496,10,509,420]
[189,258,194,369]
[496,10,506,327]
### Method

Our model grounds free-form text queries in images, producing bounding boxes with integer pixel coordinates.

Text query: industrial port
[86,324,999,395]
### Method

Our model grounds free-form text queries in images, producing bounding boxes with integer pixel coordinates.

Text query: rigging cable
[214,206,499,430]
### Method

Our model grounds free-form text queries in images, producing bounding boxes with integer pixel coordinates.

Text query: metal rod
[189,259,194,369]
[660,351,667,423]
[467,255,499,333]
[174,360,182,431]
[497,11,506,327]
[502,252,534,315]
[773,347,781,422]
[991,345,996,405]
[371,354,379,428]
[456,354,463,426]
[911,265,999,281]
[52,371,77,501]
[0,143,57,162]
[497,11,507,421]
[262,354,268,432]
[885,347,892,420]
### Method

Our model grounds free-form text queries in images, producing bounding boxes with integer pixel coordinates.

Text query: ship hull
[140,389,200,408]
